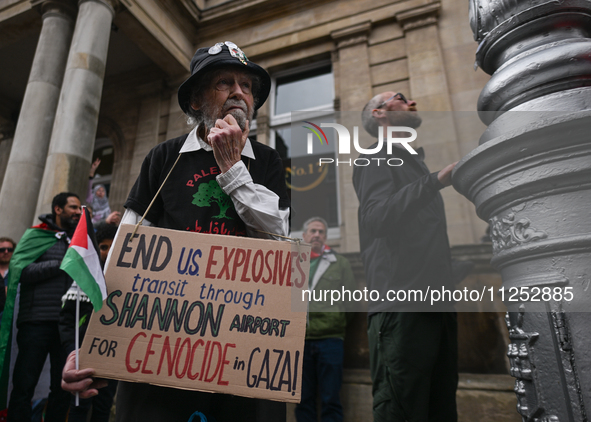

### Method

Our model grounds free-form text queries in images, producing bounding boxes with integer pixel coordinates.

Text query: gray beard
[201,100,251,132]
[227,109,248,131]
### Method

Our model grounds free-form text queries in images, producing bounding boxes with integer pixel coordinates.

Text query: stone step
[287,371,521,422]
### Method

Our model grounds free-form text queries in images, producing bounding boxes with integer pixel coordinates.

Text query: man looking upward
[353,92,458,422]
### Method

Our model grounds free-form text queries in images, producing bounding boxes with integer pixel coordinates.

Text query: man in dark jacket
[7,192,81,422]
[352,92,458,422]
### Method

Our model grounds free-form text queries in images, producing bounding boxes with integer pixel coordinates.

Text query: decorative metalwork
[458,1,591,420]
[490,212,548,253]
[550,312,587,422]
[505,309,543,420]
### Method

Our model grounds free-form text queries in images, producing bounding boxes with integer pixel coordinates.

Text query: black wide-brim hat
[178,41,271,114]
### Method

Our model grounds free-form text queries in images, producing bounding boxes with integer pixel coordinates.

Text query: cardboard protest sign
[80,224,310,402]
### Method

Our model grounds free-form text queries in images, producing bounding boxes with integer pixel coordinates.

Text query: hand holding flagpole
[75,284,80,406]
[60,206,108,405]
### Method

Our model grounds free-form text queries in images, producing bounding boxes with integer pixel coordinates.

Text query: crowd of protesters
[0,154,121,421]
[0,40,463,422]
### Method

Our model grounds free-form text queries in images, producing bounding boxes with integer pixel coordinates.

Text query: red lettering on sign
[218,343,236,386]
[205,246,222,279]
[188,339,205,380]
[157,337,181,376]
[232,248,247,280]
[126,332,147,373]
[204,341,223,383]
[217,247,235,279]
[141,333,162,374]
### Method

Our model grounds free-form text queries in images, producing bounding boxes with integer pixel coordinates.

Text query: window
[269,63,339,237]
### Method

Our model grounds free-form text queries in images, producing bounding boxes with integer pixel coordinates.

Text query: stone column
[396,2,476,245]
[35,0,116,218]
[454,1,591,420]
[330,22,373,253]
[396,2,452,111]
[331,22,373,112]
[0,0,75,240]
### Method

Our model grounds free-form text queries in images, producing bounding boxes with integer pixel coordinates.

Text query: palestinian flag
[60,208,107,311]
[0,226,60,409]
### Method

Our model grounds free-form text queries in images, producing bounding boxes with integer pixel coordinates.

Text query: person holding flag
[0,192,81,422]
[59,221,115,422]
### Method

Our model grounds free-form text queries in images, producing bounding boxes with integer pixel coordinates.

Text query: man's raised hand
[208,115,249,173]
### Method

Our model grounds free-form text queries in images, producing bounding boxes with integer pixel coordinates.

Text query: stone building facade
[0,0,519,420]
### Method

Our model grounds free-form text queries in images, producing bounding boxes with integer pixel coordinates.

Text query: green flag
[0,228,60,409]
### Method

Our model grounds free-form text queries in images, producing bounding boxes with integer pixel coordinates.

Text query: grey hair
[302,216,328,233]
[184,67,262,128]
[361,94,384,137]
[185,74,211,128]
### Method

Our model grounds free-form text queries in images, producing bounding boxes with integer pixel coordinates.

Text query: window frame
[268,61,341,239]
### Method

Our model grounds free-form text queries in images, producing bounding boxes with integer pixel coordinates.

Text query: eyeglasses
[99,244,111,252]
[0,247,14,253]
[376,93,408,109]
[214,76,252,94]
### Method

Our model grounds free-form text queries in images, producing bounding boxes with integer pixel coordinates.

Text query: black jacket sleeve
[353,163,443,239]
[20,260,62,284]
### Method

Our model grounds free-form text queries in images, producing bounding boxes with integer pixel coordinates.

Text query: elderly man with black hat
[61,42,289,422]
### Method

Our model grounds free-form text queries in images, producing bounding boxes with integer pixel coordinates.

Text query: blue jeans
[295,338,344,422]
[8,322,70,422]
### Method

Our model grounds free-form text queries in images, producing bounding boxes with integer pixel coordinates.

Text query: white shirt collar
[179,125,256,159]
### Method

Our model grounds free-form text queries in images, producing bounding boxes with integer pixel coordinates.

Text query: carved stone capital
[330,49,339,63]
[395,2,441,32]
[79,0,119,15]
[31,0,77,20]
[331,22,371,50]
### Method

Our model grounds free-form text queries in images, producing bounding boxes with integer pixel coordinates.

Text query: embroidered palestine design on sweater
[192,180,234,220]
[182,154,246,236]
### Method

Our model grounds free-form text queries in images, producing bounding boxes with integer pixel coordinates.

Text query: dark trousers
[295,338,344,422]
[115,382,286,422]
[67,379,118,422]
[368,312,458,422]
[8,321,70,422]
